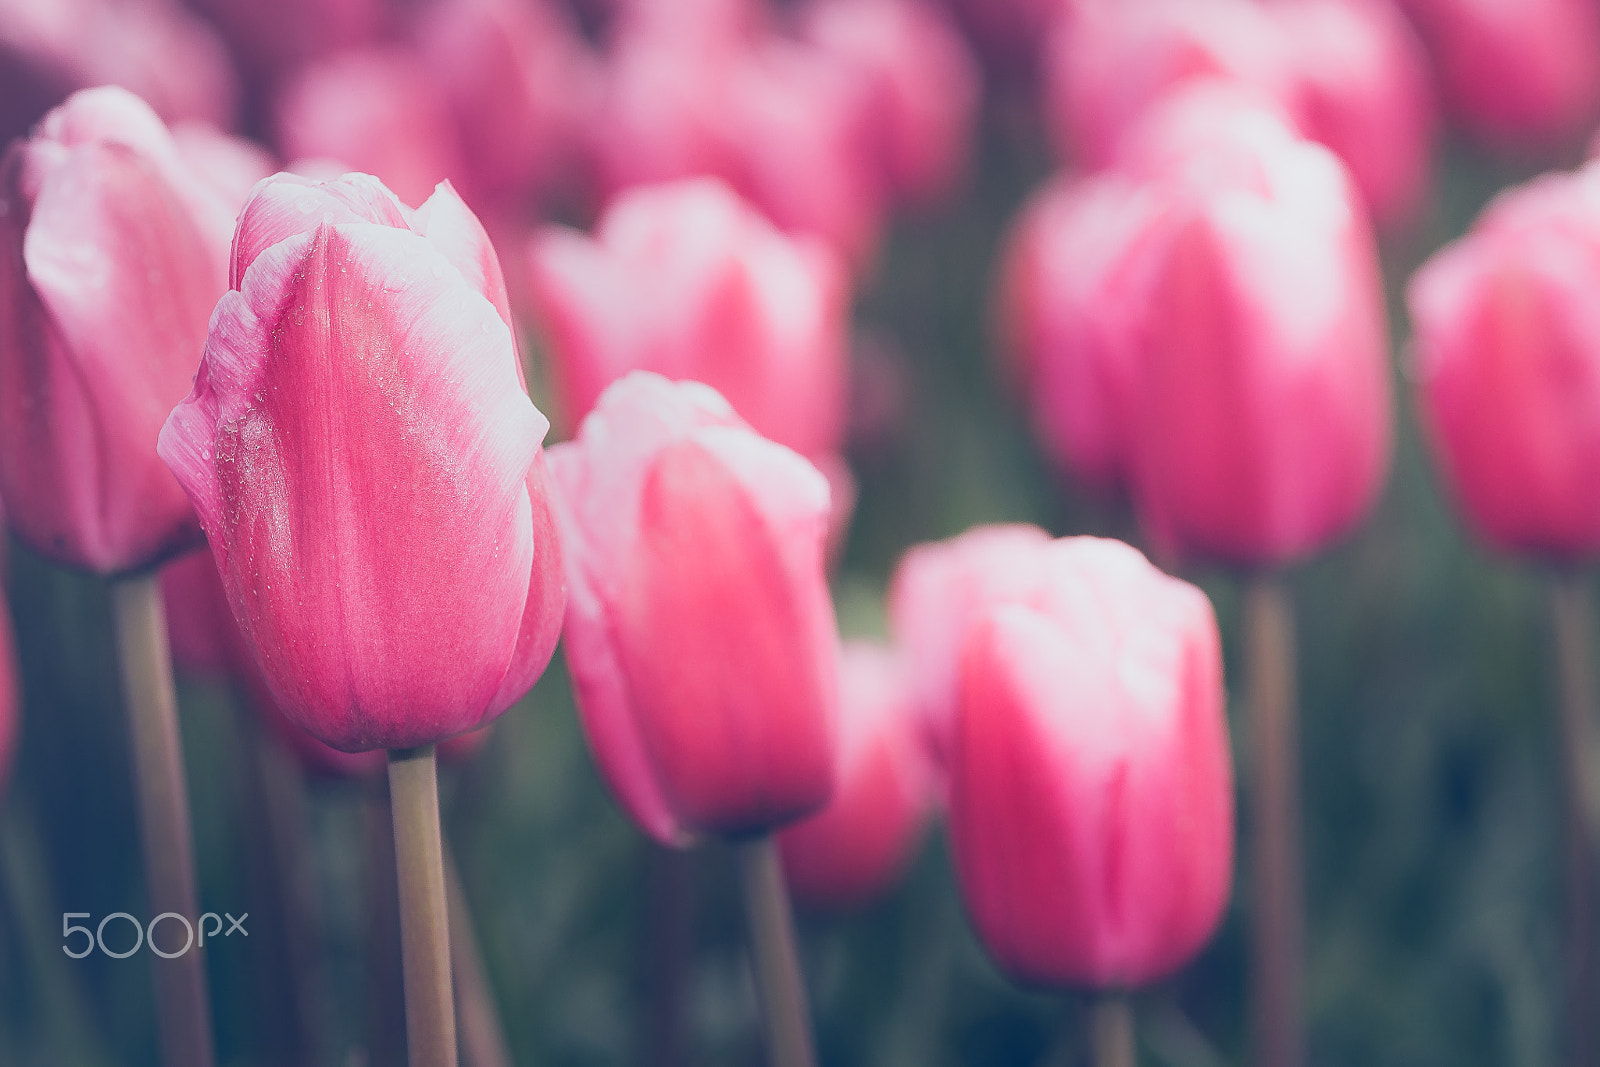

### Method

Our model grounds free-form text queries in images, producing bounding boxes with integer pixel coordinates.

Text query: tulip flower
[527,176,849,461]
[1409,162,1600,1061]
[1396,0,1600,155]
[185,0,386,80]
[779,641,936,911]
[550,371,835,1064]
[161,169,563,1065]
[798,0,980,210]
[1409,163,1600,559]
[948,537,1232,995]
[888,523,1056,762]
[0,84,235,1067]
[275,47,467,210]
[0,85,234,575]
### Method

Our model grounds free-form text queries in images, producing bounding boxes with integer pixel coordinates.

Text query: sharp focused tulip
[1047,0,1433,227]
[0,86,237,574]
[527,177,849,460]
[1408,162,1600,558]
[158,171,565,753]
[1396,0,1600,155]
[778,641,935,911]
[949,536,1232,989]
[547,371,838,846]
[888,523,1056,761]
[799,0,980,210]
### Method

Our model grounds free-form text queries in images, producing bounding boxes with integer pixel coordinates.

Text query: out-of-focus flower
[779,641,936,911]
[185,0,387,81]
[949,536,1232,989]
[1409,162,1600,559]
[170,123,278,210]
[412,0,602,215]
[0,0,237,143]
[888,523,1056,762]
[1396,0,1600,155]
[799,0,980,210]
[527,176,849,461]
[547,372,838,847]
[592,26,882,262]
[158,172,565,753]
[0,87,234,574]
[275,47,466,209]
[1048,0,1434,227]
[999,91,1391,566]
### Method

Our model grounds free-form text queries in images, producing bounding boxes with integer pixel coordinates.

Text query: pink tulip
[412,0,602,214]
[0,87,235,574]
[779,641,936,911]
[949,536,1232,989]
[592,26,882,262]
[1124,100,1391,566]
[0,0,238,141]
[184,0,387,80]
[275,47,467,210]
[1408,162,1600,558]
[158,171,565,753]
[799,0,981,209]
[170,123,278,212]
[1396,0,1600,154]
[547,372,838,846]
[888,523,1056,762]
[527,177,849,461]
[1047,0,1433,227]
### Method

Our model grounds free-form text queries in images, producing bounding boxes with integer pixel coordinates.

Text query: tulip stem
[110,574,215,1067]
[736,836,817,1067]
[1090,996,1136,1067]
[1550,572,1600,1067]
[444,842,513,1067]
[388,745,458,1067]
[1244,577,1304,1067]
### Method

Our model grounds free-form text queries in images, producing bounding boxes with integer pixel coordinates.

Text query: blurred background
[0,0,1594,1063]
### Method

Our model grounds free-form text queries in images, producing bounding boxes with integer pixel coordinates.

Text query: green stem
[388,745,457,1067]
[1550,573,1599,1067]
[444,842,511,1067]
[1244,578,1304,1067]
[736,836,817,1067]
[110,574,214,1067]
[1091,996,1135,1067]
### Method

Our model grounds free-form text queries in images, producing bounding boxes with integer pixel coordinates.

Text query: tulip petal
[229,171,411,288]
[412,180,515,336]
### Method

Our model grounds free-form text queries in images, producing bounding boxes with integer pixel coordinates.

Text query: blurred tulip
[184,0,386,81]
[779,641,935,911]
[1048,0,1433,227]
[799,0,980,209]
[1125,101,1391,566]
[1396,0,1600,155]
[275,47,466,209]
[547,372,838,846]
[170,123,277,211]
[592,26,882,262]
[949,536,1232,989]
[527,177,850,460]
[0,87,235,574]
[158,172,565,753]
[0,0,237,143]
[888,523,1056,761]
[412,0,602,215]
[1408,162,1600,558]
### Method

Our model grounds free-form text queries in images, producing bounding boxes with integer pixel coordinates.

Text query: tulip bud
[547,372,838,847]
[158,172,565,753]
[526,177,849,461]
[0,87,234,574]
[1396,0,1600,155]
[949,536,1233,990]
[779,641,935,911]
[888,523,1056,762]
[1408,163,1600,558]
